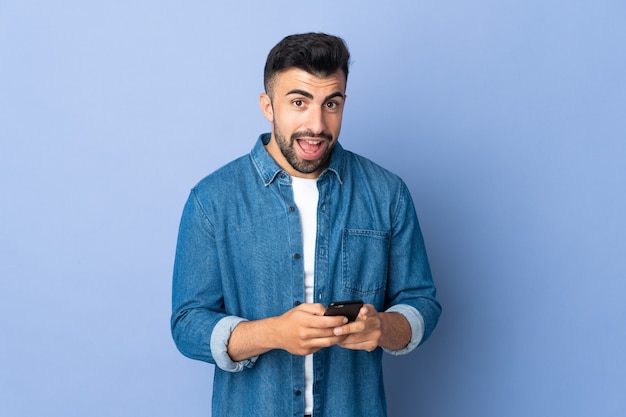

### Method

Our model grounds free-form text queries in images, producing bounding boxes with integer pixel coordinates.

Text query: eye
[325,101,339,110]
[292,99,304,107]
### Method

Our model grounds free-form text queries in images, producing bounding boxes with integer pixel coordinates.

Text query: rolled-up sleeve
[210,316,259,372]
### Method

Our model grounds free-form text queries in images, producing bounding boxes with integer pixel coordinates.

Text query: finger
[338,329,380,348]
[290,334,347,356]
[305,313,347,329]
[294,303,326,315]
[299,332,347,352]
[305,316,348,333]
[332,320,365,336]
[339,337,378,352]
[356,304,377,320]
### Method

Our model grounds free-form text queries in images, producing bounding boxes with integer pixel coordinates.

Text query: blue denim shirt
[171,133,441,417]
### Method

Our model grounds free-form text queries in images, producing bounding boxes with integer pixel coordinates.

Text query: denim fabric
[171,133,441,417]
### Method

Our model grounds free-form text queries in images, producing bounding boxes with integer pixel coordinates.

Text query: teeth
[305,140,321,145]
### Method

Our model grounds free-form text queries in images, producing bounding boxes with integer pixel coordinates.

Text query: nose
[304,106,326,135]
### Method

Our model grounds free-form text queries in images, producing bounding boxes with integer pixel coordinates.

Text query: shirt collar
[250,133,345,186]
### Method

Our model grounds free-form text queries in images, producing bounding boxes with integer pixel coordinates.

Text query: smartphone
[324,300,364,322]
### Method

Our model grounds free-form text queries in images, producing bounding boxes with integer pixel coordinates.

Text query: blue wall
[1,1,624,416]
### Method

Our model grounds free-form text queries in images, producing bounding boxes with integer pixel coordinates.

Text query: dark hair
[264,32,351,95]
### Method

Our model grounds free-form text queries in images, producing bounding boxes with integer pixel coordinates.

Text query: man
[171,33,441,417]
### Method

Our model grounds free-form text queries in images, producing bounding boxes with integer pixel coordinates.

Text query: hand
[228,303,348,361]
[333,305,413,352]
[270,303,349,356]
[333,304,383,352]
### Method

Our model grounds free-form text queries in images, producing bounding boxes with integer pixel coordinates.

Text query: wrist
[228,318,276,361]
[378,311,411,351]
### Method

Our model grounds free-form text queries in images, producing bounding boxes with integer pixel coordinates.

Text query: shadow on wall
[382,267,458,416]
[382,181,464,417]
[383,315,451,416]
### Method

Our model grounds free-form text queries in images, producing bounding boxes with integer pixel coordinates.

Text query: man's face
[260,68,346,179]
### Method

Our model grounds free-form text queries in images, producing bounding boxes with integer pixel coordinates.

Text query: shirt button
[289,206,295,212]
[295,390,302,396]
[294,300,301,306]
[294,253,301,260]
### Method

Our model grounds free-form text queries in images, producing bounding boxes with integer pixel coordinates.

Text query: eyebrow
[286,89,345,101]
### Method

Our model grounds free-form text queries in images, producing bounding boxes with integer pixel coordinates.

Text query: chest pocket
[341,229,390,296]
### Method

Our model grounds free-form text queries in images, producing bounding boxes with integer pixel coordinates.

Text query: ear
[259,93,274,122]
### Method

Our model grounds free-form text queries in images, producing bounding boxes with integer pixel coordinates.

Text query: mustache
[291,130,333,141]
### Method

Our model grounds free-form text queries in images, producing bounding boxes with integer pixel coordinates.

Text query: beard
[273,123,335,175]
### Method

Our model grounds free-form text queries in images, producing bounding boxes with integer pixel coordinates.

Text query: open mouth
[296,139,325,159]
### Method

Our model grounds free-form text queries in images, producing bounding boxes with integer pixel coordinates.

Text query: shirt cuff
[382,304,425,356]
[210,316,259,372]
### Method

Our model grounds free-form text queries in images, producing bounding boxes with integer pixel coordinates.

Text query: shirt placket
[276,174,307,417]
